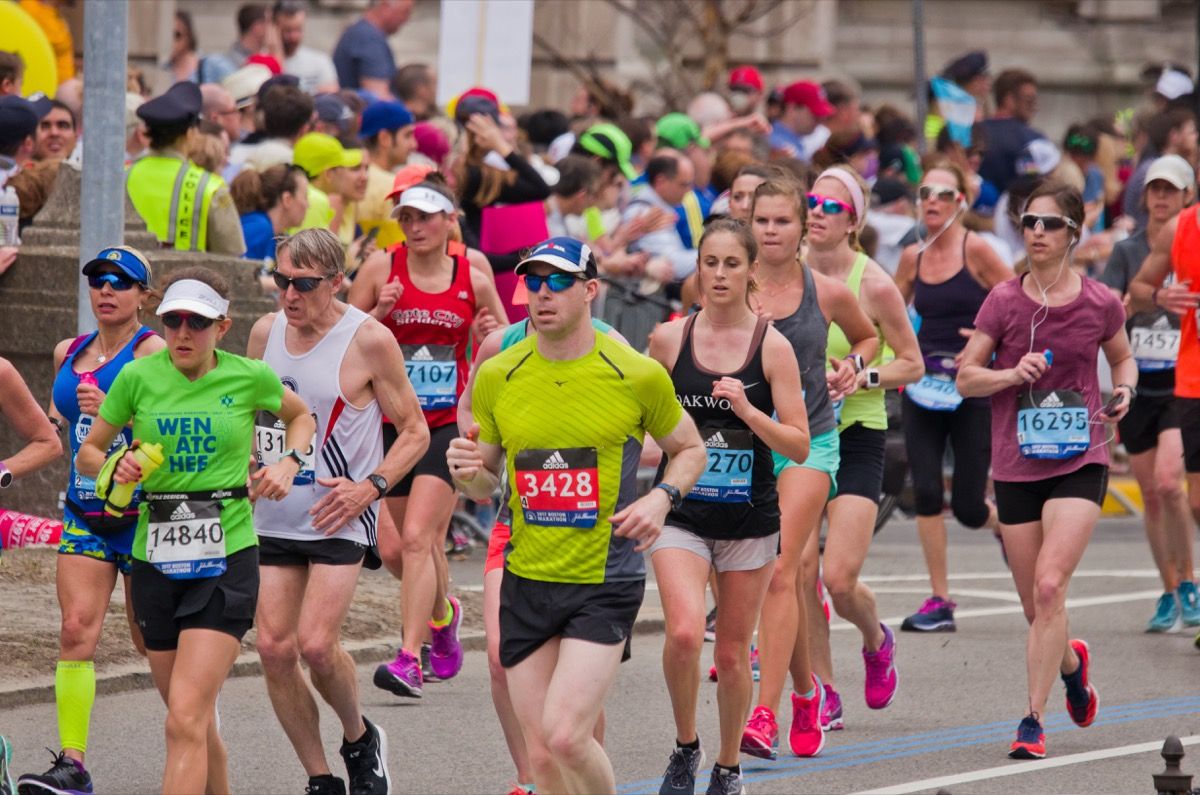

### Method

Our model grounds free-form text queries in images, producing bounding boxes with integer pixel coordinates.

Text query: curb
[0,615,667,711]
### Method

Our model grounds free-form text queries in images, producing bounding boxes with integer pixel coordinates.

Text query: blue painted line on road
[617,696,1200,794]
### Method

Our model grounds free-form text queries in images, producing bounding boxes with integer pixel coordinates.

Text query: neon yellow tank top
[826,252,891,431]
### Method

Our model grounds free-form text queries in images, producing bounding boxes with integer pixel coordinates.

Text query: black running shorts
[132,547,259,651]
[499,572,644,668]
[993,464,1109,525]
[383,422,457,496]
[258,535,367,567]
[1117,392,1180,455]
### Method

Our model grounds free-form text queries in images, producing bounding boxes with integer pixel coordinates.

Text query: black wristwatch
[1114,383,1137,401]
[654,482,683,510]
[0,461,12,489]
[366,473,388,499]
[281,448,305,467]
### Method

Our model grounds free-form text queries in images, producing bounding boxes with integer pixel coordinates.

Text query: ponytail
[230,164,306,216]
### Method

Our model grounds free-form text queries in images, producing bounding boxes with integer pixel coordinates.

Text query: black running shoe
[305,775,346,795]
[17,751,93,795]
[340,717,390,795]
[658,745,704,795]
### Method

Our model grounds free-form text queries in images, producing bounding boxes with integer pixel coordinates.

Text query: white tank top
[254,305,384,544]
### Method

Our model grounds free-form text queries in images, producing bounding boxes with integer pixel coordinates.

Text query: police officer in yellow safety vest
[127,82,245,255]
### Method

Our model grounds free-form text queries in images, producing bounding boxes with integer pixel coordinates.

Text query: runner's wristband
[654,483,683,510]
[1114,383,1137,400]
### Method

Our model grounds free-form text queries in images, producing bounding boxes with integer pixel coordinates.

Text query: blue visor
[81,246,151,285]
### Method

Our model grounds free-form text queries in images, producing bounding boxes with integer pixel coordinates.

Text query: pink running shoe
[373,649,423,698]
[862,623,898,709]
[428,595,464,680]
[739,706,778,760]
[789,674,826,757]
[820,683,844,731]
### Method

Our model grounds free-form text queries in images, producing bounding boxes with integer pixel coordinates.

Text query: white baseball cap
[1145,154,1195,191]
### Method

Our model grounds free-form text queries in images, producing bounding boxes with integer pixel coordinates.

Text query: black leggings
[902,393,992,527]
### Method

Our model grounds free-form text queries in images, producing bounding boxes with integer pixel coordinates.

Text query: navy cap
[257,73,300,104]
[314,93,352,131]
[942,51,988,86]
[454,95,500,126]
[360,100,414,139]
[516,237,597,279]
[81,246,153,285]
[0,96,40,149]
[25,92,53,120]
[137,81,202,127]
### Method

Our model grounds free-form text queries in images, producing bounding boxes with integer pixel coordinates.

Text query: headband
[815,168,867,231]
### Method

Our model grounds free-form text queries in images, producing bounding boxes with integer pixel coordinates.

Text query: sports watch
[847,353,865,374]
[864,368,881,390]
[654,482,683,510]
[0,461,11,489]
[366,473,389,499]
[280,449,305,467]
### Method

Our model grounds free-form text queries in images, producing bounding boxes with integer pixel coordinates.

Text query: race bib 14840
[145,498,227,579]
[514,447,599,529]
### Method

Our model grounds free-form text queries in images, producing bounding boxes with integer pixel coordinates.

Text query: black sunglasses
[88,273,141,291]
[272,272,328,293]
[161,312,216,331]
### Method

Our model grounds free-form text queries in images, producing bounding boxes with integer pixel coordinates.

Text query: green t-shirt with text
[100,348,284,560]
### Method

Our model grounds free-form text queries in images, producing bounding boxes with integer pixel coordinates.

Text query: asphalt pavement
[3,513,1198,794]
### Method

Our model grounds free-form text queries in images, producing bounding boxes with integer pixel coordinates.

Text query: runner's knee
[1033,572,1068,613]
[256,632,300,672]
[712,638,749,675]
[950,498,989,530]
[665,621,704,658]
[545,717,593,767]
[59,610,102,656]
[299,636,341,674]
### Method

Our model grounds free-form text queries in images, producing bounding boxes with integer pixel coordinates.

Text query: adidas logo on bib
[1039,392,1064,409]
[543,451,570,469]
[170,502,196,521]
[1153,315,1171,330]
[706,432,729,449]
[412,346,434,361]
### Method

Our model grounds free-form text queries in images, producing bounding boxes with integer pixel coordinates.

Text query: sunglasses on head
[918,184,959,202]
[272,272,328,293]
[806,193,856,218]
[1020,213,1079,233]
[161,312,216,331]
[524,272,583,293]
[88,272,141,291]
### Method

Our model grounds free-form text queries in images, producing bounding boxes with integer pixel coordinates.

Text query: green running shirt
[472,330,682,584]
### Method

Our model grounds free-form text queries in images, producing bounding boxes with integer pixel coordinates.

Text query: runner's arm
[458,328,505,434]
[749,328,810,464]
[365,326,429,488]
[864,275,925,389]
[447,434,504,502]
[893,245,917,303]
[0,357,62,478]
[968,234,1016,289]
[1130,216,1198,315]
[470,267,510,330]
[611,411,705,551]
[956,329,1028,398]
[75,416,122,479]
[251,388,316,501]
[822,276,879,399]
[347,250,390,317]
[1099,328,1137,422]
[245,313,277,360]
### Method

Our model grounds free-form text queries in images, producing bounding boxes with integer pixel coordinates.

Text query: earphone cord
[915,204,965,254]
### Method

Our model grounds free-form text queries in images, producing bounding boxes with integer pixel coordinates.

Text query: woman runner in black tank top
[893,164,1012,633]
[646,219,810,791]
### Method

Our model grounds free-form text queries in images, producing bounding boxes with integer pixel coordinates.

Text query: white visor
[394,186,455,217]
[156,279,230,319]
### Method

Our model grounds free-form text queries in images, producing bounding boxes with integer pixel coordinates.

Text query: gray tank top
[771,264,836,436]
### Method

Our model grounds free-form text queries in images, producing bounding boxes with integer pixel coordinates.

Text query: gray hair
[276,228,345,277]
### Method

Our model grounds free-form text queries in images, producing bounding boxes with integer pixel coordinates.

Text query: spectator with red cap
[729,65,765,115]
[770,80,834,163]
[412,121,450,169]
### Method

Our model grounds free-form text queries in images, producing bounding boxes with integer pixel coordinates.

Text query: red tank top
[383,246,476,428]
[1170,207,1200,397]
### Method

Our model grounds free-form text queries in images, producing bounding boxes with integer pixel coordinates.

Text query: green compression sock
[56,660,96,754]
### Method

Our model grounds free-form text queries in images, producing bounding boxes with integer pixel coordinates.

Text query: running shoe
[707,646,760,683]
[420,643,441,683]
[820,683,844,731]
[704,607,717,642]
[788,675,826,757]
[340,717,390,795]
[1007,714,1045,759]
[1,736,13,795]
[862,623,899,709]
[900,596,957,632]
[505,785,535,795]
[1146,592,1181,633]
[16,751,92,795]
[305,775,346,795]
[658,744,704,795]
[1178,581,1200,627]
[373,650,423,698]
[739,706,778,760]
[705,766,746,795]
[428,595,464,680]
[1062,639,1098,728]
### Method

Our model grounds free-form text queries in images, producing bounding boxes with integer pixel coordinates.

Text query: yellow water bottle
[104,442,165,517]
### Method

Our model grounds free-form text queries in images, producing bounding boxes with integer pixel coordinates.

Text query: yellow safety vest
[126,155,224,252]
[680,190,705,249]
